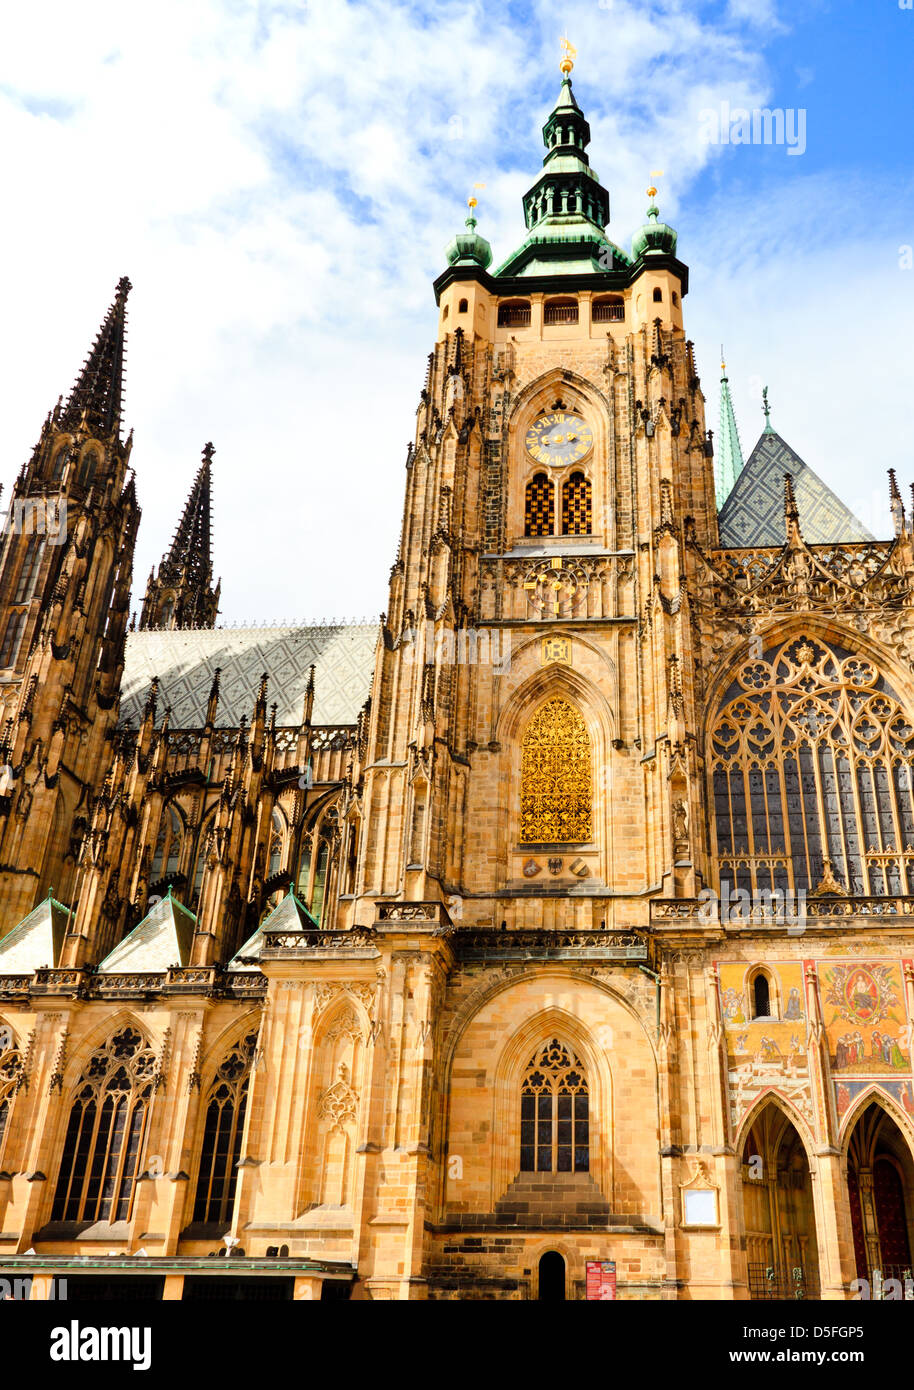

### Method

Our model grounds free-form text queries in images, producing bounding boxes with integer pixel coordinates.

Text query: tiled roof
[119,623,378,729]
[718,431,874,548]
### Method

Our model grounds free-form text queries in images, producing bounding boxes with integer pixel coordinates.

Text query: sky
[1,0,912,623]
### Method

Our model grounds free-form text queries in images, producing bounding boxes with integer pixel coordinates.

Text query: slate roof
[717,431,874,548]
[119,623,378,729]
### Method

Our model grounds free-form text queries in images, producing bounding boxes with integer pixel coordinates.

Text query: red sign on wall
[586,1260,617,1300]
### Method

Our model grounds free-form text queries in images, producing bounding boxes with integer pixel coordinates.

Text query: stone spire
[140,442,220,630]
[715,353,745,509]
[59,276,131,439]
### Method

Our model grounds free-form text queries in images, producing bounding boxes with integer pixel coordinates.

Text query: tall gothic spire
[493,51,626,277]
[59,276,131,438]
[715,354,745,509]
[139,443,220,630]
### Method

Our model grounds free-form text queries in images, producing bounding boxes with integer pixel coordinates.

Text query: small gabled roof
[718,430,874,548]
[97,890,197,972]
[227,889,318,972]
[0,894,71,972]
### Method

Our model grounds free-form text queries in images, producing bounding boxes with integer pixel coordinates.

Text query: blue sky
[1,0,912,622]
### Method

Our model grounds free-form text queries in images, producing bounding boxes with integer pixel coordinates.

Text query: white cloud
[0,0,909,634]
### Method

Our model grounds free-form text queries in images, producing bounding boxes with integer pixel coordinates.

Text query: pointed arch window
[525,472,554,538]
[190,811,215,904]
[0,1030,21,1161]
[520,698,592,843]
[296,833,330,922]
[0,610,27,669]
[192,1030,257,1226]
[311,839,330,924]
[520,1039,589,1173]
[268,809,285,879]
[710,635,914,895]
[561,472,592,536]
[77,450,98,488]
[13,534,44,605]
[51,1026,155,1224]
[150,805,184,882]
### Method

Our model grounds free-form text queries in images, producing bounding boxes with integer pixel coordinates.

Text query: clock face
[525,411,593,468]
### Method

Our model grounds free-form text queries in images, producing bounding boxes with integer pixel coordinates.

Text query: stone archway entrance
[538,1251,566,1301]
[847,1101,914,1286]
[740,1105,820,1298]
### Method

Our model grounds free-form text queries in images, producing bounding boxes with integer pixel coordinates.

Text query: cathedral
[1,57,913,1302]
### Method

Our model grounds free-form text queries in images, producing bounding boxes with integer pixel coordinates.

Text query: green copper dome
[632,201,678,259]
[445,214,492,270]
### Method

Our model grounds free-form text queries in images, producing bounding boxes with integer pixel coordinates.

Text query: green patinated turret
[445,207,493,270]
[631,191,678,260]
[494,72,630,277]
[715,355,745,508]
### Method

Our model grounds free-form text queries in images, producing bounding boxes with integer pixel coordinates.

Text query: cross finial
[762,385,773,433]
[202,441,215,463]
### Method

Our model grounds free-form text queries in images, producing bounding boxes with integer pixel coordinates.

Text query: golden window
[520,698,592,843]
[561,471,592,536]
[524,472,554,538]
[710,635,914,895]
[520,1038,589,1173]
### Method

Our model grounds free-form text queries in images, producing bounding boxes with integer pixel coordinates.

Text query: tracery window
[192,1030,258,1226]
[710,635,914,895]
[520,698,592,843]
[0,1030,21,1160]
[14,535,44,605]
[77,450,98,487]
[561,471,592,536]
[189,811,216,904]
[51,1026,155,1224]
[297,833,331,922]
[0,610,26,668]
[150,805,184,882]
[311,839,330,924]
[267,808,285,879]
[520,1039,589,1173]
[525,472,554,538]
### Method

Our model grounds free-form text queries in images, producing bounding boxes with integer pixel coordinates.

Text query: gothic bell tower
[0,278,139,930]
[342,54,716,938]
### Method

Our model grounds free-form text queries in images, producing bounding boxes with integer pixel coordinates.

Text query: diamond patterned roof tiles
[119,623,378,728]
[718,431,874,548]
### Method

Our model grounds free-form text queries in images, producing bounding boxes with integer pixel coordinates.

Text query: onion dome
[445,199,493,269]
[632,185,678,259]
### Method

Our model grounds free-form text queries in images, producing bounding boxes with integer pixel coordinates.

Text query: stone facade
[0,73,913,1301]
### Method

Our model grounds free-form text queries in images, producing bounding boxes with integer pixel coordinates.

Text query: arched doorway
[740,1105,820,1298]
[538,1251,566,1301]
[847,1101,914,1284]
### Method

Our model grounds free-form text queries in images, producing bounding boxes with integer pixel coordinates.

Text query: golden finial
[560,36,576,75]
[647,169,664,200]
[467,181,486,211]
